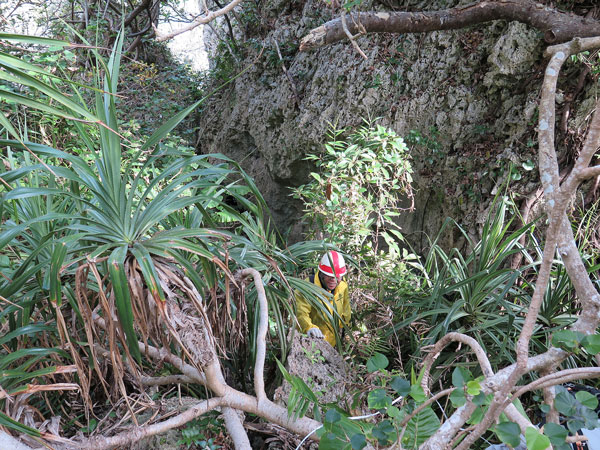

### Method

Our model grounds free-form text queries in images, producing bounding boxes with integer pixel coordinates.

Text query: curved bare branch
[155,0,244,42]
[79,398,225,450]
[236,268,268,402]
[421,332,493,394]
[300,0,600,52]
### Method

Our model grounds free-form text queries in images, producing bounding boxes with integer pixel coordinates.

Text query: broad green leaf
[495,421,520,448]
[466,380,481,396]
[366,352,389,373]
[368,389,392,409]
[554,386,577,416]
[566,417,587,435]
[543,422,568,446]
[467,407,484,425]
[525,427,550,450]
[472,392,487,406]
[452,366,471,388]
[350,433,367,450]
[318,432,349,450]
[581,334,600,355]
[390,376,410,396]
[387,405,401,419]
[410,384,427,403]
[551,330,584,352]
[402,406,440,449]
[522,159,535,170]
[450,388,466,407]
[575,390,599,410]
[372,419,395,445]
[324,409,341,424]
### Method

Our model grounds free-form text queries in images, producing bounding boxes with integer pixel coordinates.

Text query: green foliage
[275,352,441,449]
[570,49,600,77]
[400,407,439,449]
[390,196,538,380]
[525,427,551,450]
[291,120,419,308]
[405,127,443,165]
[543,422,570,450]
[177,414,224,449]
[292,120,413,252]
[302,341,326,364]
[552,330,585,353]
[276,359,320,421]
[553,386,600,434]
[366,352,389,373]
[495,421,521,448]
[387,191,600,390]
[390,376,410,396]
[0,32,336,439]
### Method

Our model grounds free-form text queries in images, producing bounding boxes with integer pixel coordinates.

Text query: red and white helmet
[318,251,347,278]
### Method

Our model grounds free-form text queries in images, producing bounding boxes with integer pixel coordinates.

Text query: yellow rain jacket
[295,273,351,346]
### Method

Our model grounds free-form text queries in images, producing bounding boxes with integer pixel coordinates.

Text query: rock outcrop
[196,0,596,250]
[274,334,348,407]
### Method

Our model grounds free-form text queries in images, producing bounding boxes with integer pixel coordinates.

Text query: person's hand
[307,327,324,339]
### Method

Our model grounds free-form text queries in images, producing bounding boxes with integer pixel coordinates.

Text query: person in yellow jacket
[295,251,351,347]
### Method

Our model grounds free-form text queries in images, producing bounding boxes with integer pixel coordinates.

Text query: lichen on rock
[274,334,348,408]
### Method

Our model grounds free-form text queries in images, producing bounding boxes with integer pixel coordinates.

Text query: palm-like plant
[0,32,334,442]
[389,197,540,379]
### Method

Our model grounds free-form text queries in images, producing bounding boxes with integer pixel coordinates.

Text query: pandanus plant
[0,31,340,447]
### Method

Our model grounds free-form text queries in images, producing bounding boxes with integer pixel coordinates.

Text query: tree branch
[577,165,600,181]
[426,35,600,449]
[124,0,152,27]
[140,375,195,386]
[79,398,225,449]
[222,407,252,450]
[421,332,493,395]
[92,312,322,448]
[236,268,268,402]
[300,0,600,51]
[421,402,478,450]
[513,368,600,397]
[155,0,245,42]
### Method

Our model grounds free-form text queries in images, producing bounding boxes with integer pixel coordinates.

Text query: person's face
[322,273,340,290]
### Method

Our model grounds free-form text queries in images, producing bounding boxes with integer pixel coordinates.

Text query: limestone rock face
[197,0,596,249]
[274,334,348,407]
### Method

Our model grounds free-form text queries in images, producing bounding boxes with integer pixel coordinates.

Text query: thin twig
[341,10,368,60]
[155,0,245,42]
[271,38,301,108]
